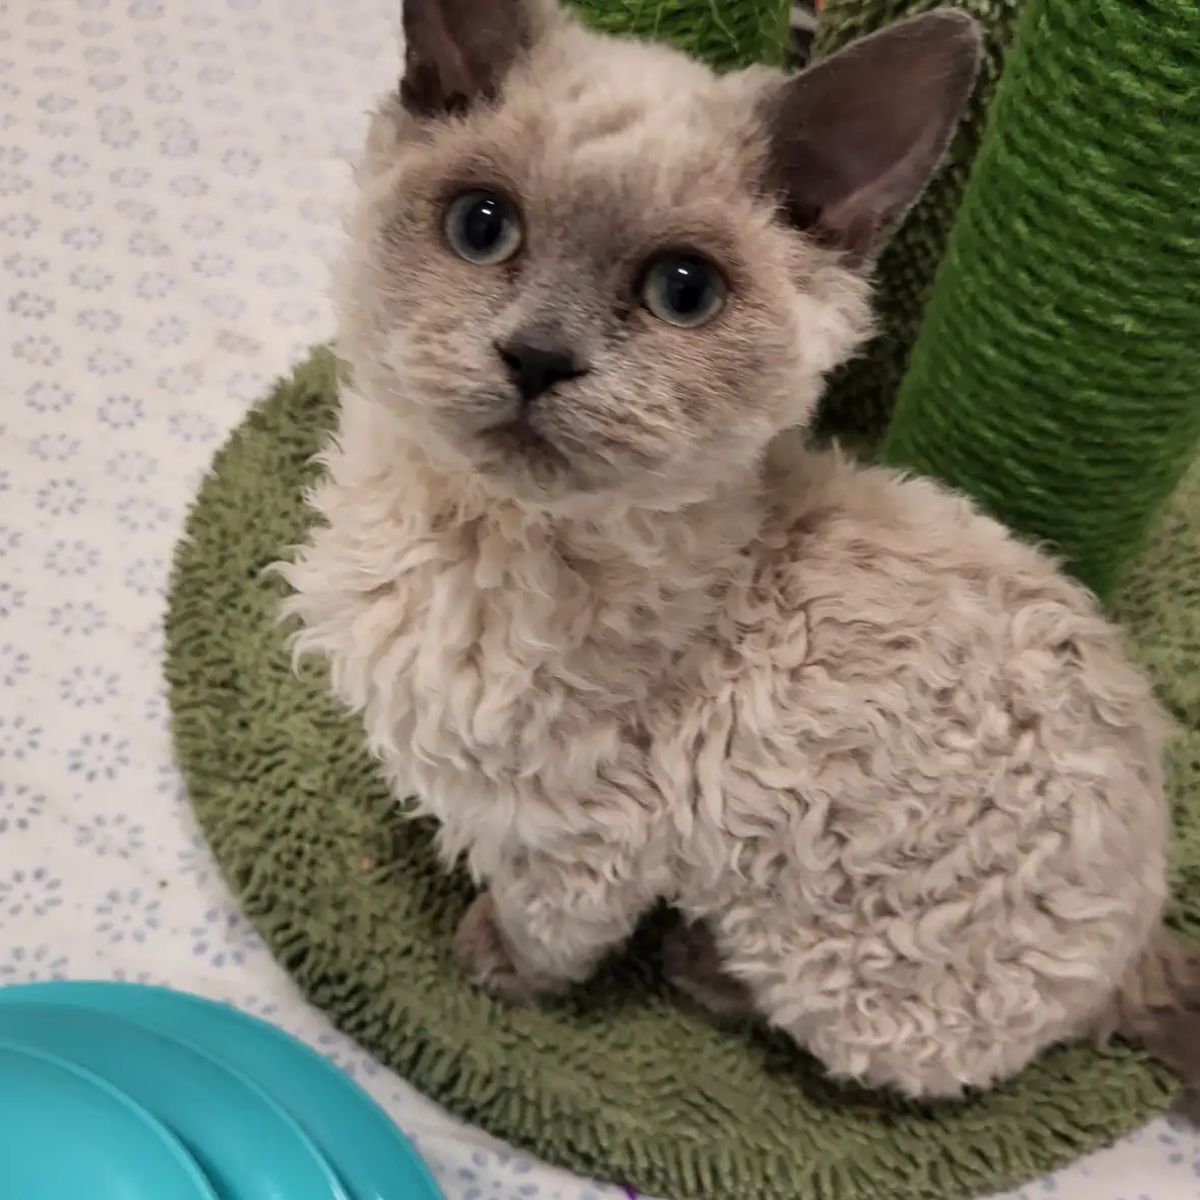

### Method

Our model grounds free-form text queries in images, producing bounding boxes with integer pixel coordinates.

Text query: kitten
[283,0,1199,1098]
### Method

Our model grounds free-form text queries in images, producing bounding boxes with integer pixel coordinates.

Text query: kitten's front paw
[453,892,566,1003]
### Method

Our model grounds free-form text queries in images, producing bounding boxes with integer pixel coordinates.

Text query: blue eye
[641,253,727,327]
[444,189,522,265]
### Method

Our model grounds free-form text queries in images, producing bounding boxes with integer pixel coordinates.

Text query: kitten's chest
[373,525,672,777]
[287,405,735,794]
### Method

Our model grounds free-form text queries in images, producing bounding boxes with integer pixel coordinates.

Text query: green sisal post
[882,0,1200,599]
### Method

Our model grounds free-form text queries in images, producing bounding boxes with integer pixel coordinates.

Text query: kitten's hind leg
[663,917,757,1019]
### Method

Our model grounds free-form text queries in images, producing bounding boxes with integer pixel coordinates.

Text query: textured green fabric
[563,0,793,70]
[166,350,1200,1200]
[880,0,1200,599]
[812,0,1026,447]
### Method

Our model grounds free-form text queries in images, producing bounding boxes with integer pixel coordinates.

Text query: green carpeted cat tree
[164,2,1200,1199]
[816,0,1200,600]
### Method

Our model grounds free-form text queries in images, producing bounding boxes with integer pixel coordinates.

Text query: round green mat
[166,349,1200,1200]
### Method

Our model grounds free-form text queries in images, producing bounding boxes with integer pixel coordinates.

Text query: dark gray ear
[763,9,981,264]
[400,0,536,118]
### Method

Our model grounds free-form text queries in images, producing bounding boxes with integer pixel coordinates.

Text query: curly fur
[282,0,1190,1098]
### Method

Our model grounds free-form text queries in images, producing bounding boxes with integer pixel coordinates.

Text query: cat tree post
[879,0,1200,599]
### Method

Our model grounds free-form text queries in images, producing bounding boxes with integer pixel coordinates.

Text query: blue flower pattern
[0,0,1186,1197]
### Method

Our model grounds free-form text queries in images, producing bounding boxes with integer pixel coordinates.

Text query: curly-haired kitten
[284,0,1199,1097]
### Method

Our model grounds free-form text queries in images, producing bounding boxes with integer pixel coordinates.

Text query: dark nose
[496,329,588,403]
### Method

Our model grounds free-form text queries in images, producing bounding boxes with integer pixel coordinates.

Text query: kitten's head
[339,0,979,509]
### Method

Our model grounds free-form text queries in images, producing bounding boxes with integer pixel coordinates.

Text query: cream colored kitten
[283,0,1198,1098]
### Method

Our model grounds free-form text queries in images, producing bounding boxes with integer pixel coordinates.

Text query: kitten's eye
[444,190,522,265]
[640,254,727,328]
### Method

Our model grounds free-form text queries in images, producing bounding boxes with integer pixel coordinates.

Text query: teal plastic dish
[0,1003,347,1200]
[0,982,443,1200]
[0,1043,218,1200]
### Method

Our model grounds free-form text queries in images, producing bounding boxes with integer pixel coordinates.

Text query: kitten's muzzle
[496,327,590,404]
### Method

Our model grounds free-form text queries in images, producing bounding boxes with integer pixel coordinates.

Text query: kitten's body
[285,0,1194,1097]
[290,388,1166,1095]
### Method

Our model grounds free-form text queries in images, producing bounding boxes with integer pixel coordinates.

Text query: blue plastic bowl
[0,981,444,1200]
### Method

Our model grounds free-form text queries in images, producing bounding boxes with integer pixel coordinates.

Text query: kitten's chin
[422,411,730,516]
[427,416,596,508]
[477,413,574,478]
[472,439,601,507]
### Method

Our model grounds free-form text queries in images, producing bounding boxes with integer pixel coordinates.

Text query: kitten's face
[338,2,977,509]
[340,31,863,506]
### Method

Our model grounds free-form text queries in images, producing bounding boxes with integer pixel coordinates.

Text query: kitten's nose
[496,330,588,403]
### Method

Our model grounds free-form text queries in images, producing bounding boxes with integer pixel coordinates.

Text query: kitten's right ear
[400,0,537,118]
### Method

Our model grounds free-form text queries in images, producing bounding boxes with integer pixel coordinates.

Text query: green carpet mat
[165,349,1200,1200]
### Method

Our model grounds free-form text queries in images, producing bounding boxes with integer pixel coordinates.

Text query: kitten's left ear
[761,9,982,265]
[400,0,541,118]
